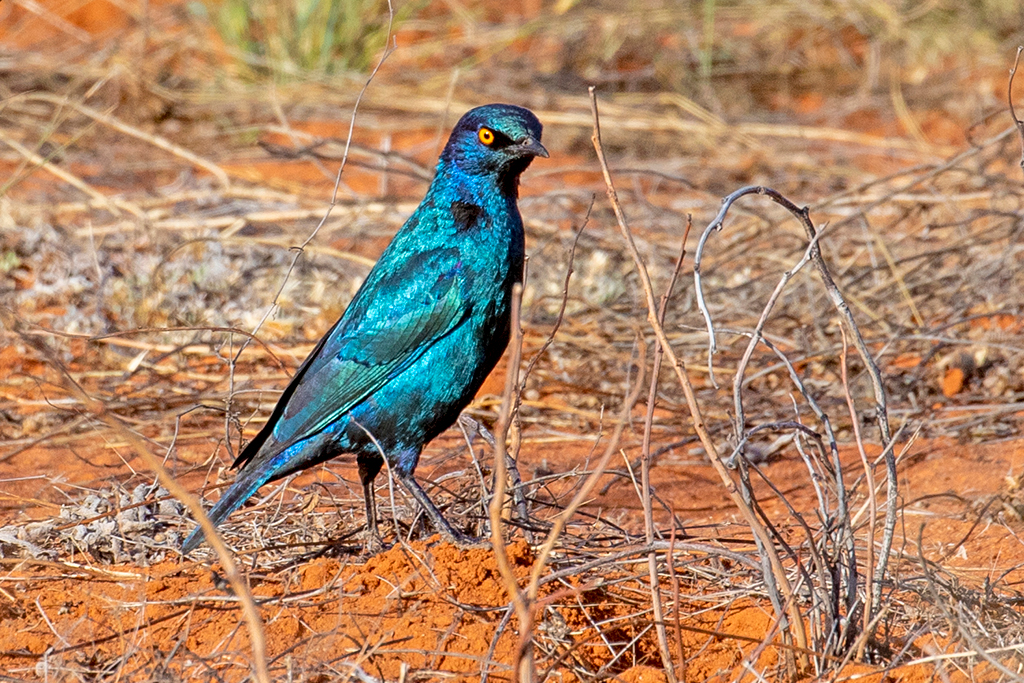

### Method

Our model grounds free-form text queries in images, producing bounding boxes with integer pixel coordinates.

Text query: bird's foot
[397,472,489,549]
[440,529,489,549]
[458,413,496,448]
[362,530,389,556]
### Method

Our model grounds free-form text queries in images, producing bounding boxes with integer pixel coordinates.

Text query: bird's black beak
[514,136,549,159]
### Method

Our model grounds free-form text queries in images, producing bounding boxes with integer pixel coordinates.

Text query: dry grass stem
[589,86,811,671]
[1008,46,1024,175]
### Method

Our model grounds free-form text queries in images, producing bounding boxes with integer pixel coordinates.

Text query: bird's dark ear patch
[451,200,484,232]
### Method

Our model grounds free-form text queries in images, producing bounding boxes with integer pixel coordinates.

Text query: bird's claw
[441,530,489,549]
[362,531,389,556]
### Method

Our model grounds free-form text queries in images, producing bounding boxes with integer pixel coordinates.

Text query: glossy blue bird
[182,104,546,554]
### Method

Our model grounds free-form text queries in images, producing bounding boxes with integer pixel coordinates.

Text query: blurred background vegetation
[2,0,1022,166]
[186,0,1023,112]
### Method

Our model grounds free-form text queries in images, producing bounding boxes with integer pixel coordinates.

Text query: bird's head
[440,104,547,195]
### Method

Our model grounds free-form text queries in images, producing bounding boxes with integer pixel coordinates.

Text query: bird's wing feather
[229,310,340,469]
[258,246,470,455]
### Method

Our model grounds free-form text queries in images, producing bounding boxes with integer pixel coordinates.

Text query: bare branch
[588,87,811,671]
[1009,46,1024,174]
[692,184,897,619]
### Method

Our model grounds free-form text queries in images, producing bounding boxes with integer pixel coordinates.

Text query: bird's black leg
[396,471,482,547]
[357,454,385,554]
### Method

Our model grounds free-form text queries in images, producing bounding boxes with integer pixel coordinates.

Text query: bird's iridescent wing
[263,246,469,453]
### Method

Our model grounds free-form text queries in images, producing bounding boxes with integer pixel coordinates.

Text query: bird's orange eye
[478,127,495,146]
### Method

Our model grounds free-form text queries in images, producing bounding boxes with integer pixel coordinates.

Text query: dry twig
[589,86,811,672]
[1008,46,1024,175]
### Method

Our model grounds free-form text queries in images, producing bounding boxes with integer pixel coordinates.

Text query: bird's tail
[180,464,277,554]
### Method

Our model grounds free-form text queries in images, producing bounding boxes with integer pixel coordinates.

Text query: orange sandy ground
[2,426,1024,681]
